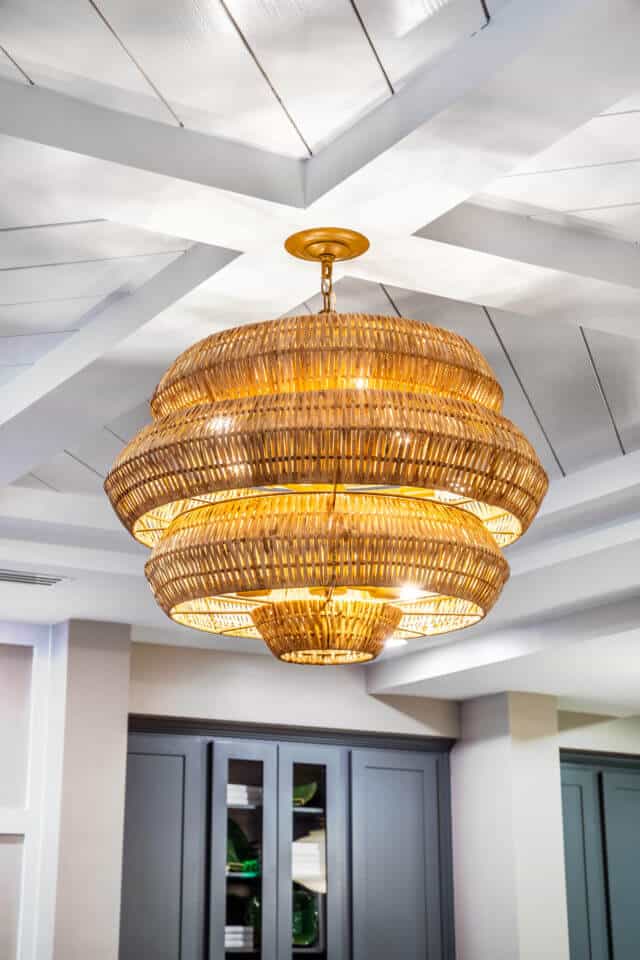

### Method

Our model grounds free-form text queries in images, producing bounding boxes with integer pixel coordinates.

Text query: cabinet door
[211,740,278,960]
[561,766,609,960]
[277,743,349,960]
[351,749,444,960]
[119,734,207,960]
[602,770,640,959]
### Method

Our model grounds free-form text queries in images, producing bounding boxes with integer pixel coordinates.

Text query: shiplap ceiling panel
[0,46,27,82]
[0,0,173,122]
[12,472,54,491]
[0,252,182,308]
[355,0,486,87]
[0,221,187,270]
[487,162,640,218]
[508,112,640,176]
[66,429,126,479]
[488,311,621,473]
[602,91,640,114]
[304,275,397,316]
[1,332,71,365]
[381,284,564,479]
[96,0,306,155]
[0,366,30,387]
[106,401,151,443]
[223,0,390,151]
[574,204,640,242]
[29,451,105,494]
[584,327,640,454]
[0,299,105,337]
[296,277,563,478]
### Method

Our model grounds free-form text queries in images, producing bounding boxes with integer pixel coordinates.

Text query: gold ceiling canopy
[105,227,548,665]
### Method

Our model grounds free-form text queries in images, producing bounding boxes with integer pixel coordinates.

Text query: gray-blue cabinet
[562,756,640,960]
[119,724,454,960]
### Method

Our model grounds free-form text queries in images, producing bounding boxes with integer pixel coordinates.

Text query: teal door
[602,771,640,959]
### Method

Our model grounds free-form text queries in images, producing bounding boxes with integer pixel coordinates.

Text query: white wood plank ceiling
[1,0,640,710]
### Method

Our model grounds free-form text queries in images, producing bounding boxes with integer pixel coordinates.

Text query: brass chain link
[319,255,336,313]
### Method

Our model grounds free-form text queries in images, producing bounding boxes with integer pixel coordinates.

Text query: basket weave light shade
[105,310,548,664]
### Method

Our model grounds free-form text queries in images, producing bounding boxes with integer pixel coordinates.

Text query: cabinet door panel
[119,735,206,960]
[277,743,349,960]
[561,766,609,960]
[351,749,442,960]
[602,770,640,959]
[210,740,278,960]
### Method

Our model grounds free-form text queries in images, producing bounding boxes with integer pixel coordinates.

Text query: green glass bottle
[292,884,319,947]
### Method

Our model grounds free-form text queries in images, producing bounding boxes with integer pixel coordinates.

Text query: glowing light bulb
[399,583,422,603]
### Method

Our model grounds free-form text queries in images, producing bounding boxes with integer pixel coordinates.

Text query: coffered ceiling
[1,0,639,713]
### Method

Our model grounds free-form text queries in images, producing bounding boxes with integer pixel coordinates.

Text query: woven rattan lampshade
[105,228,548,665]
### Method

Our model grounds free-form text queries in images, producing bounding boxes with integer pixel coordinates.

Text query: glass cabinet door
[277,744,349,960]
[211,741,277,960]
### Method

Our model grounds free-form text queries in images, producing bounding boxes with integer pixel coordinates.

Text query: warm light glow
[399,583,423,603]
[105,228,548,665]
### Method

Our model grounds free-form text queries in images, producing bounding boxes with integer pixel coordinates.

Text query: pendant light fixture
[105,228,548,665]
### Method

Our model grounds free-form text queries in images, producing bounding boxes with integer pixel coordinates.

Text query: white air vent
[0,568,66,587]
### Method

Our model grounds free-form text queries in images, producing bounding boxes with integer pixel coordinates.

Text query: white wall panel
[0,645,32,808]
[0,836,23,960]
[97,0,305,155]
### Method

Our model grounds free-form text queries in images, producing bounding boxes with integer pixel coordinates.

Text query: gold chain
[319,255,336,313]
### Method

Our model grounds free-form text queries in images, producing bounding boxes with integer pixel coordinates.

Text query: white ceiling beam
[348,233,640,340]
[0,487,120,533]
[0,78,305,208]
[0,536,140,578]
[3,0,639,220]
[309,0,640,225]
[0,242,238,485]
[538,448,640,519]
[509,516,640,578]
[422,201,640,291]
[368,594,640,696]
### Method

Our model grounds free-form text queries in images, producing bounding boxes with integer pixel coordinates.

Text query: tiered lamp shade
[105,308,548,665]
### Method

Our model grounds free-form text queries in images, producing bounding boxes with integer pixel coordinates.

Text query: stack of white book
[227,783,262,806]
[224,925,254,950]
[292,840,323,882]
